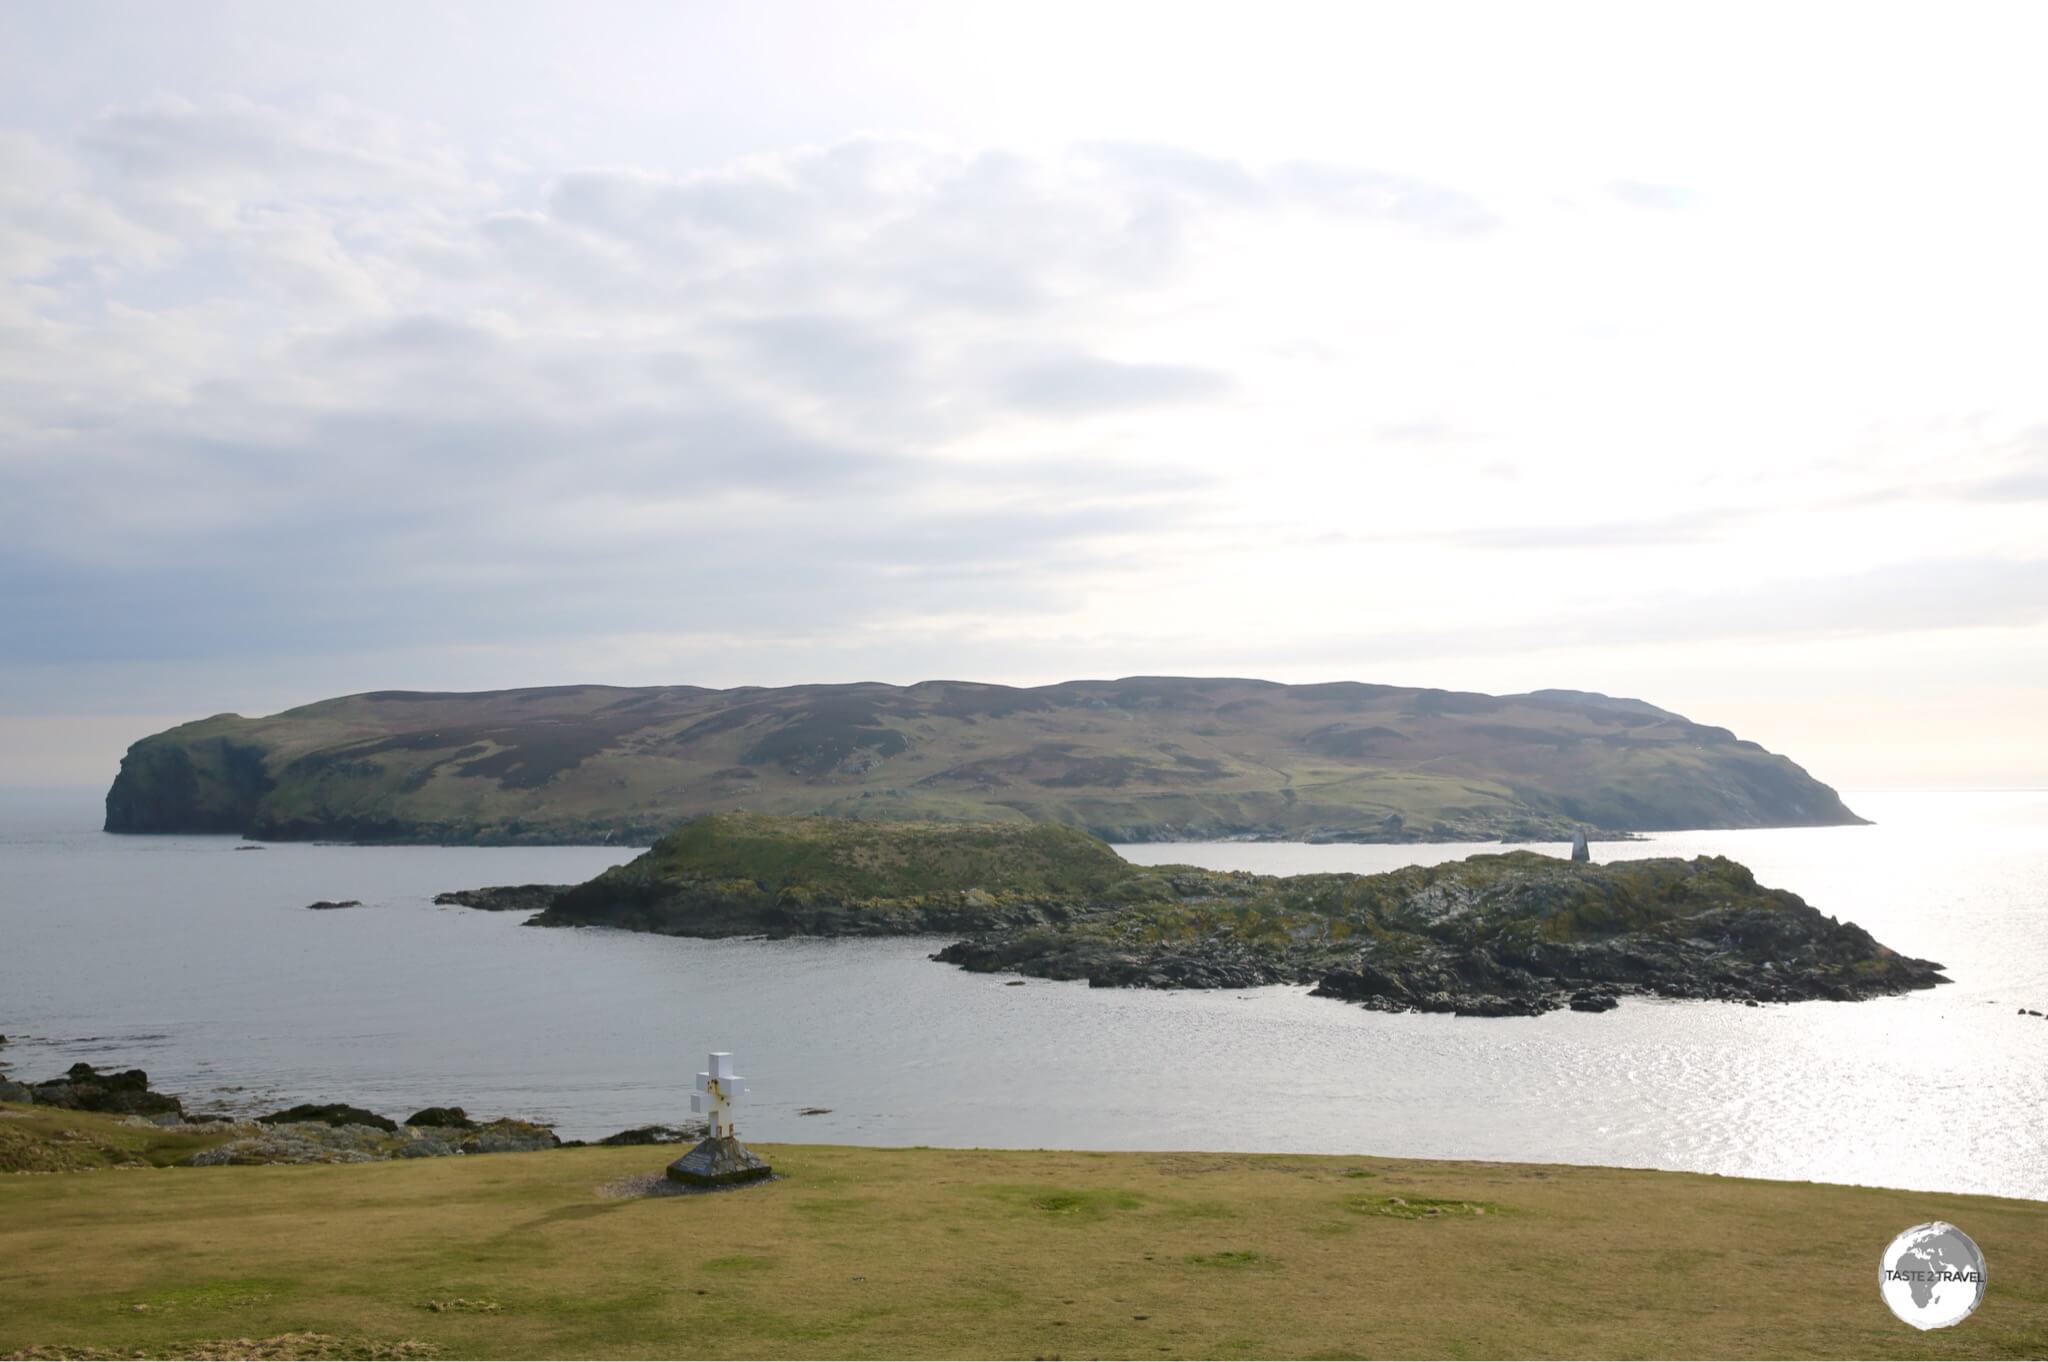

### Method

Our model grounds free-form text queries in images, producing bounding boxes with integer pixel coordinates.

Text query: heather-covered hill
[103,676,1862,844]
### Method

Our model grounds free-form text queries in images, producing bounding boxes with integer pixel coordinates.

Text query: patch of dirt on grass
[4,1333,435,1360]
[981,1184,1147,1219]
[1184,1250,1276,1268]
[596,1172,782,1199]
[1342,1194,1505,1220]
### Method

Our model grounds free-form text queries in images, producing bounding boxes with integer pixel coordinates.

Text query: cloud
[0,130,165,277]
[723,313,912,401]
[12,101,1492,689]
[1605,179,1696,212]
[1232,556,2048,672]
[8,85,2039,779]
[1435,507,1754,550]
[998,353,1229,414]
[8,101,1308,688]
[1079,142,1502,236]
[1963,471,2048,500]
[81,94,471,205]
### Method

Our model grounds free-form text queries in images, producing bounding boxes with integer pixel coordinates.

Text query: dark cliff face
[104,733,275,834]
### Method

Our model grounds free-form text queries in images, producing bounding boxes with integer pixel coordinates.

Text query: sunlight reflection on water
[1,789,2042,1199]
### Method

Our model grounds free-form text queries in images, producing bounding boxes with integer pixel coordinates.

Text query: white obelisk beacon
[668,1049,773,1186]
[691,1052,747,1138]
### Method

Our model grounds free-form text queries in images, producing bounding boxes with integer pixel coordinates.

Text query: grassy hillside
[538,812,1133,937]
[0,1103,235,1174]
[103,677,1863,845]
[619,813,1129,898]
[1,1119,2041,1359]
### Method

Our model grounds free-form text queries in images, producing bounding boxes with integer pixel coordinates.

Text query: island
[475,814,1946,1017]
[102,676,1866,845]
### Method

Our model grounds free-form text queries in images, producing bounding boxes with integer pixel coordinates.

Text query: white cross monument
[667,1049,774,1185]
[690,1051,747,1139]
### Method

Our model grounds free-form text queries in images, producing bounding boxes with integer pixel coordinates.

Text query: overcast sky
[4,0,2046,790]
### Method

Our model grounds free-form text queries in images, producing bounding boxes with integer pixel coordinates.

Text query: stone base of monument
[666,1135,774,1186]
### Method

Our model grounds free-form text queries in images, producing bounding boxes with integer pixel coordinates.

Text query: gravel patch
[597,1172,782,1199]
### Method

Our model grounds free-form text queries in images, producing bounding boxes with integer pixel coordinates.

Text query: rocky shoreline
[929,884,1944,1018]
[0,1063,704,1167]
[937,852,1951,1017]
[447,814,1949,1020]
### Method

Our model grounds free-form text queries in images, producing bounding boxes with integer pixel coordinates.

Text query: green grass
[600,813,1129,899]
[2,1125,2044,1359]
[0,1105,236,1172]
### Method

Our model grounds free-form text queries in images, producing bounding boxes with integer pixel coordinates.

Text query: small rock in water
[234,845,266,851]
[259,1102,396,1132]
[797,1107,832,1116]
[305,899,362,911]
[596,1123,704,1146]
[433,884,569,912]
[26,1063,183,1118]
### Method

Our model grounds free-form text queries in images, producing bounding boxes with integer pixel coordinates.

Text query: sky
[3,0,2046,791]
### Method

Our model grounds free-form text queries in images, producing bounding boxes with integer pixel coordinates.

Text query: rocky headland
[469,813,1948,1018]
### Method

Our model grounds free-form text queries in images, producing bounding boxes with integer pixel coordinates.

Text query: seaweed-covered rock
[258,1103,397,1132]
[306,899,362,910]
[404,1106,474,1129]
[395,1133,460,1158]
[189,1121,395,1166]
[597,1122,706,1146]
[187,1115,560,1165]
[433,885,567,912]
[460,1119,560,1153]
[27,1064,183,1117]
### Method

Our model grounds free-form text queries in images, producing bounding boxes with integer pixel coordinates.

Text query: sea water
[1,789,2042,1200]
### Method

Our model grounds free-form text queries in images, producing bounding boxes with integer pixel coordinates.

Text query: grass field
[3,1110,2045,1360]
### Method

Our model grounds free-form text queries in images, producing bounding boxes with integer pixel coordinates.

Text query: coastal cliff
[505,814,1945,1017]
[104,677,1865,845]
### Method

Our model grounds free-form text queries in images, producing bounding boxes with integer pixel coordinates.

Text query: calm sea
[1,789,2043,1200]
